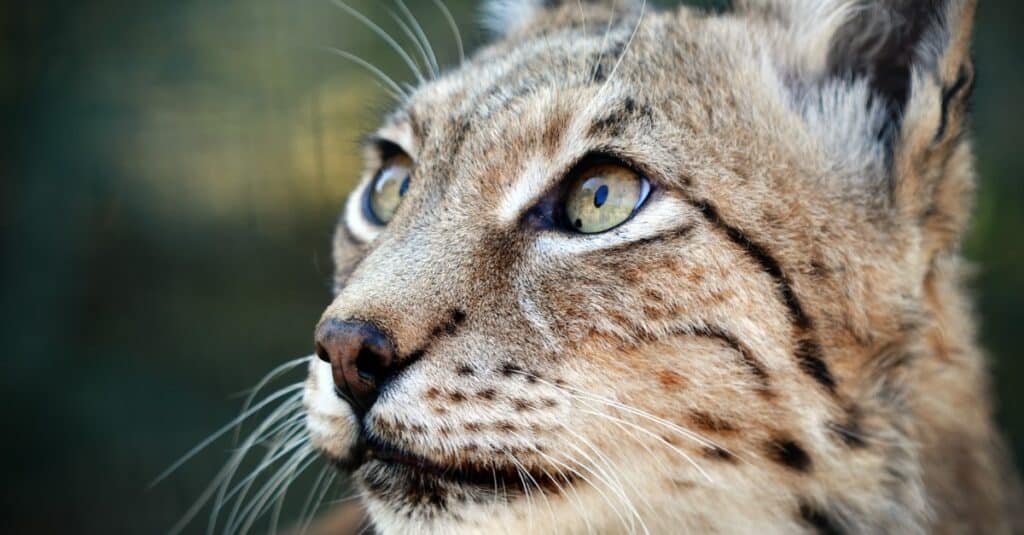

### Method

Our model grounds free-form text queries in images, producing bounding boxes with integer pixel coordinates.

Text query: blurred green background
[1,0,1021,533]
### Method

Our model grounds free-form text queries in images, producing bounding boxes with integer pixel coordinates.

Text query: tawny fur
[303,1,1023,533]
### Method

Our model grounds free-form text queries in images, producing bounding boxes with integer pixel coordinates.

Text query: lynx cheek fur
[303,1,1023,533]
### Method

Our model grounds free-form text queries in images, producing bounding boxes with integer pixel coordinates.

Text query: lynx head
[304,0,988,532]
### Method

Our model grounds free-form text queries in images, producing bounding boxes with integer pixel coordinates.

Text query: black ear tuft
[826,0,950,144]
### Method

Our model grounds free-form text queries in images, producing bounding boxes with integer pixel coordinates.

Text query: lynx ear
[743,0,977,257]
[483,0,643,37]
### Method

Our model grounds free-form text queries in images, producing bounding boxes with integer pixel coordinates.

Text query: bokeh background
[2,0,1021,533]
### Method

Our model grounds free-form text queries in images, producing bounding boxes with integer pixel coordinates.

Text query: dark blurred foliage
[1,0,1021,533]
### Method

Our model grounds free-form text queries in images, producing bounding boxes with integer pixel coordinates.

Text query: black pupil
[594,184,609,208]
[398,175,410,197]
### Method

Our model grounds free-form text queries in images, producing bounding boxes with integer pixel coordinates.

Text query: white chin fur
[304,358,360,458]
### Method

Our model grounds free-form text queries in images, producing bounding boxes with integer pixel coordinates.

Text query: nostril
[355,347,388,383]
[315,342,331,363]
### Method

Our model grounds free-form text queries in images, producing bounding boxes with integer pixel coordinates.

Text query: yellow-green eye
[564,163,650,234]
[366,153,413,224]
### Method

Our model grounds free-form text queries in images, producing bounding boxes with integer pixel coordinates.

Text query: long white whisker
[590,0,619,83]
[216,423,308,512]
[508,451,557,527]
[511,432,596,535]
[431,0,464,64]
[561,426,647,535]
[580,407,713,484]
[166,390,303,535]
[517,372,722,451]
[232,355,310,443]
[299,469,337,534]
[208,394,305,534]
[154,383,305,486]
[319,47,408,102]
[229,445,316,535]
[394,0,439,78]
[577,0,588,35]
[596,0,646,99]
[235,450,316,534]
[214,418,307,534]
[553,433,637,534]
[389,11,434,80]
[329,0,426,84]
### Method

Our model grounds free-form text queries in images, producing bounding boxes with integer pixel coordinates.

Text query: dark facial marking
[398,309,468,381]
[589,223,695,256]
[689,410,739,435]
[798,501,845,534]
[586,96,654,138]
[691,200,809,327]
[703,446,737,463]
[692,325,772,394]
[935,65,973,142]
[691,200,838,394]
[794,338,837,393]
[511,398,536,411]
[827,407,868,448]
[766,438,812,472]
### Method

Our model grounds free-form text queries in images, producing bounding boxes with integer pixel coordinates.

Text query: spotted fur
[304,1,1023,533]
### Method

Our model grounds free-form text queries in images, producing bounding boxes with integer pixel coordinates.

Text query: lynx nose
[314,319,397,414]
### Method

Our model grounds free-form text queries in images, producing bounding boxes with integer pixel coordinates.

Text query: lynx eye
[366,152,413,224]
[564,163,650,234]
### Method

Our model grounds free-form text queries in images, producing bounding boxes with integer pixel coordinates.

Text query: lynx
[186,1,1024,533]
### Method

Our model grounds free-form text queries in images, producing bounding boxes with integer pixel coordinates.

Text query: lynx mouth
[326,435,574,496]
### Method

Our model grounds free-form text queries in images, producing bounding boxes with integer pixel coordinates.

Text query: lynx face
[304,1,1019,533]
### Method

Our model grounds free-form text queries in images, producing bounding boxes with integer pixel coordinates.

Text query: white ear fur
[481,0,547,37]
[482,0,644,37]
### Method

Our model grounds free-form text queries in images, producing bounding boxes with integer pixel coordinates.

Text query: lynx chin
[178,0,1024,533]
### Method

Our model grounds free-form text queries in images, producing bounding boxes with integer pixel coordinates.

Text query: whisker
[550,434,637,534]
[580,407,713,484]
[577,0,588,36]
[232,355,311,443]
[211,409,307,533]
[228,444,316,535]
[560,426,648,535]
[508,451,557,526]
[589,0,618,84]
[299,469,337,534]
[431,0,464,64]
[329,0,425,84]
[165,389,303,535]
[515,371,722,451]
[394,0,439,79]
[319,47,408,102]
[511,431,597,535]
[596,0,647,98]
[216,423,309,513]
[389,10,434,80]
[154,383,305,487]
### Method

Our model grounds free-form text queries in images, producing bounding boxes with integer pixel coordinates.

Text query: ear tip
[481,0,546,37]
[481,0,645,37]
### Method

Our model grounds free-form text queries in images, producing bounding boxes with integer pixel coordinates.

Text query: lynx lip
[334,435,572,493]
